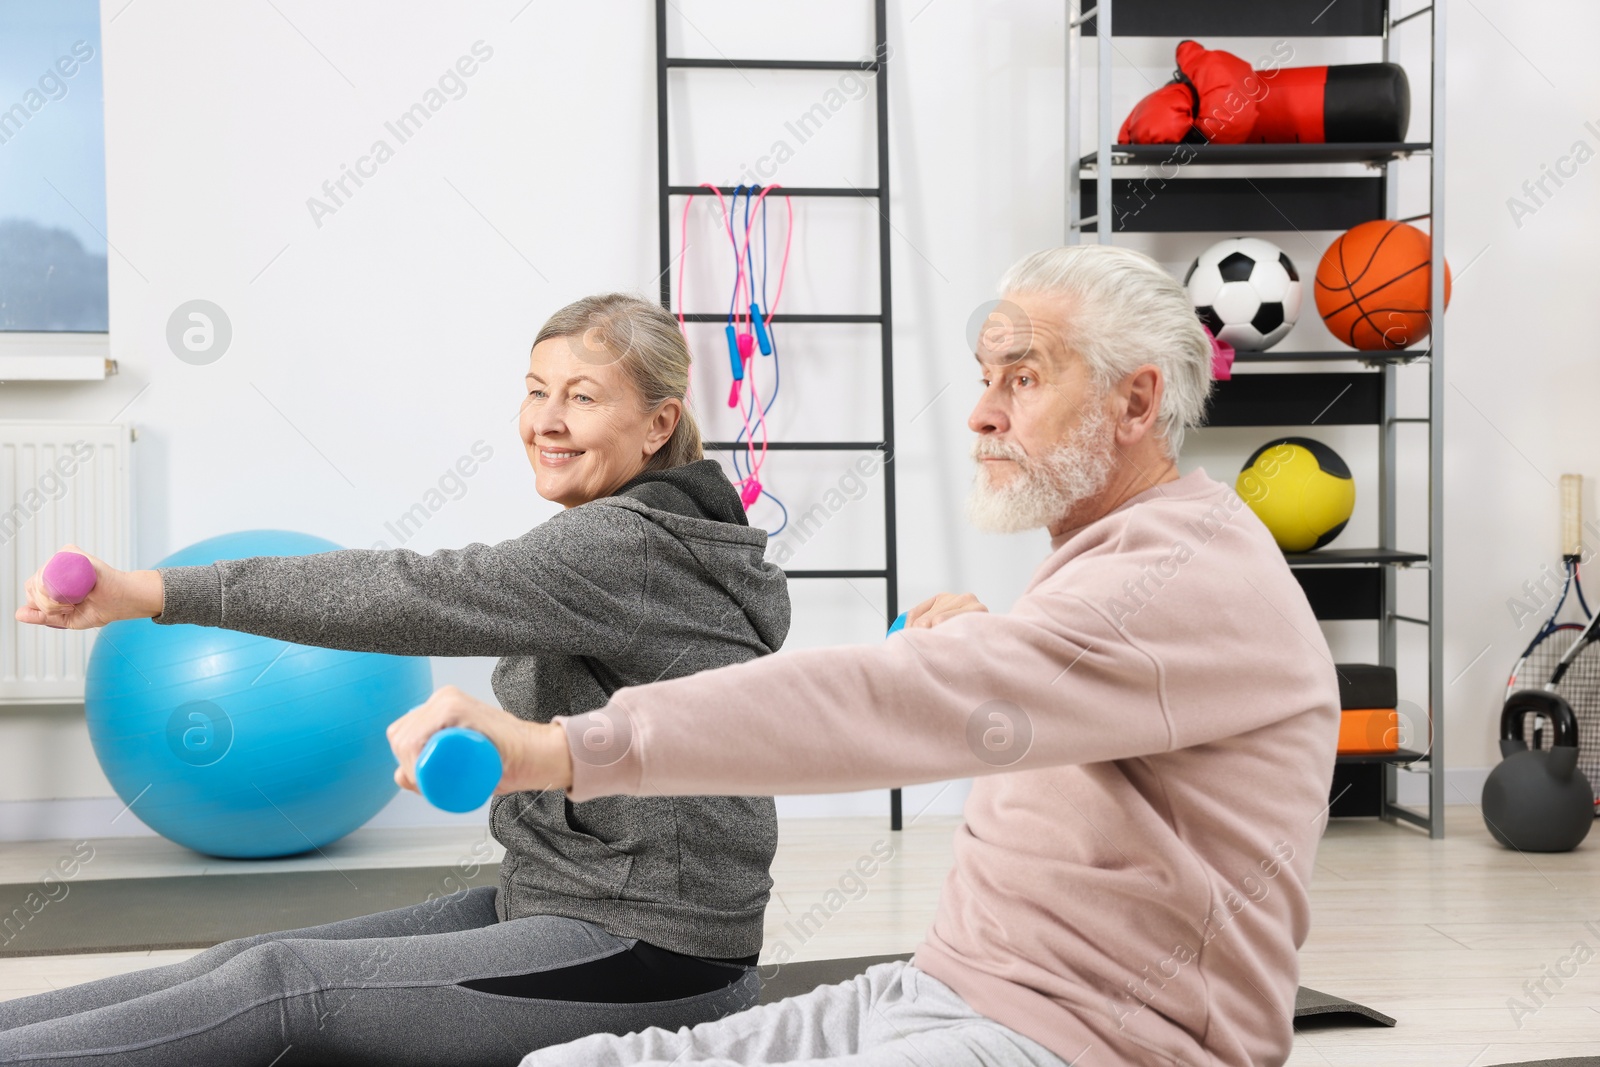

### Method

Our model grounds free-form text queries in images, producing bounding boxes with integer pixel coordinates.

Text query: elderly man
[394,244,1342,1067]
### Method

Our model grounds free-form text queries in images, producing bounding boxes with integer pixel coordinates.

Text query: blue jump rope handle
[887,611,907,636]
[749,304,773,355]
[724,325,744,380]
[415,727,503,814]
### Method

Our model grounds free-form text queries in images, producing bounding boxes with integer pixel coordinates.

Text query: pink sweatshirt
[559,466,1341,1067]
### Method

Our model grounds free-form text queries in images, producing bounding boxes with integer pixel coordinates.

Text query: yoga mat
[0,876,1399,1035]
[0,864,500,958]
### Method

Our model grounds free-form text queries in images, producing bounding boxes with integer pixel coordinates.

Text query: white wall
[2,0,1596,841]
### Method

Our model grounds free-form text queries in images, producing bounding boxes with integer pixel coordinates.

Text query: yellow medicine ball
[1236,437,1355,552]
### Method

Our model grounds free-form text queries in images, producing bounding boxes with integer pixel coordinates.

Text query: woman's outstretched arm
[18,506,650,660]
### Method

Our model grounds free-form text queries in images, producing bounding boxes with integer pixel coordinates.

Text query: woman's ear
[643,398,682,457]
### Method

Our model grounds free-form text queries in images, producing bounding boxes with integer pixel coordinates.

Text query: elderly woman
[6,293,789,1067]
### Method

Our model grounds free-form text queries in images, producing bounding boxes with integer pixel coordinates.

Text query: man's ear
[1117,365,1165,445]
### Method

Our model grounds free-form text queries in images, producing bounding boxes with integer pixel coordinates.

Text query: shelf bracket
[1389,5,1433,31]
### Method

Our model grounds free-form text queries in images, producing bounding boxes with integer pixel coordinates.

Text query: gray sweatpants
[0,885,757,1066]
[525,960,1071,1067]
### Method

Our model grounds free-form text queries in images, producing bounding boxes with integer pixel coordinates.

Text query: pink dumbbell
[41,552,97,605]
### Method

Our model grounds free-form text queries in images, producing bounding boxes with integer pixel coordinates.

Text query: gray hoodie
[154,458,790,959]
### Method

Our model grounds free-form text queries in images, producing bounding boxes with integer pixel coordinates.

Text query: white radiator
[0,422,135,705]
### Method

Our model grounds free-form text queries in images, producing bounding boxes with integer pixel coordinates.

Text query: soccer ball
[1185,238,1302,351]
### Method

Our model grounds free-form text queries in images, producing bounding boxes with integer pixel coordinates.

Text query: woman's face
[520,332,680,508]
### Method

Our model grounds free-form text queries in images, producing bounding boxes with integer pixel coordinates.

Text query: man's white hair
[997,245,1214,458]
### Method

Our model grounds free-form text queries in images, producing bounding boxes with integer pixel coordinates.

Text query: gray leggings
[526,960,1070,1067]
[0,885,757,1067]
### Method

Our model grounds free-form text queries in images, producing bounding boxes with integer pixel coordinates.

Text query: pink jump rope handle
[41,552,97,605]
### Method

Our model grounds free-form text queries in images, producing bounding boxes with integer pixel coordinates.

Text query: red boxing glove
[1117,80,1196,145]
[1175,40,1259,144]
[1118,41,1259,144]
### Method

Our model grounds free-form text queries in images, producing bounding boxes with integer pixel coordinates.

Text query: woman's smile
[537,447,586,468]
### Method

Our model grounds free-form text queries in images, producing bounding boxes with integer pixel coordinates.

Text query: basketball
[1313,220,1452,350]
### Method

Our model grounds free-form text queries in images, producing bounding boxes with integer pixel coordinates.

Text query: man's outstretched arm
[388,574,1332,803]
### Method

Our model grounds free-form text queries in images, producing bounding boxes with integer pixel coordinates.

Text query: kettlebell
[1482,690,1593,852]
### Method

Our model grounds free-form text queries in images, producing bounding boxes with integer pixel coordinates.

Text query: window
[0,0,107,337]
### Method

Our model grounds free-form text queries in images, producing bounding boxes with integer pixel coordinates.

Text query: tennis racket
[1505,473,1600,809]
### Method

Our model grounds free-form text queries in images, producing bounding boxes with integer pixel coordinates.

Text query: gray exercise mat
[0,865,500,958]
[0,876,1397,1035]
[1487,1060,1600,1066]
[759,953,1396,1030]
[1292,983,1397,1028]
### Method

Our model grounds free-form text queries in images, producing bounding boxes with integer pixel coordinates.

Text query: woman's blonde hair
[532,292,703,472]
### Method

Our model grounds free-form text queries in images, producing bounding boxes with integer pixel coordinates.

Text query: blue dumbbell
[415,727,503,813]
[887,611,907,636]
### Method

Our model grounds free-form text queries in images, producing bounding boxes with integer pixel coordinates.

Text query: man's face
[965,291,1118,532]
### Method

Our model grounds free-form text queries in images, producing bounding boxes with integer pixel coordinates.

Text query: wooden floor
[2,806,1597,1066]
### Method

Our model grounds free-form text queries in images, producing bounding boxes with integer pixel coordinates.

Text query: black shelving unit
[655,1,904,829]
[1082,143,1432,166]
[1066,0,1446,838]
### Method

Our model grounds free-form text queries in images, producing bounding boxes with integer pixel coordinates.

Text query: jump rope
[676,182,795,535]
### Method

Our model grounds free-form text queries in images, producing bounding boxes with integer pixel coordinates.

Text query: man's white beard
[966,403,1116,534]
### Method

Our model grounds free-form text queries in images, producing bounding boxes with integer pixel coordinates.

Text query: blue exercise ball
[84,530,433,859]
